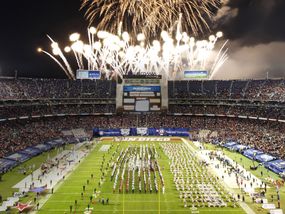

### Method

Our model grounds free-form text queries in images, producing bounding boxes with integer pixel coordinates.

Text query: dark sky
[213,0,285,79]
[0,0,285,79]
[0,0,86,78]
[216,0,285,45]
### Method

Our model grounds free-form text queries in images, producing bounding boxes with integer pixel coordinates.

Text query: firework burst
[39,22,228,80]
[81,0,221,37]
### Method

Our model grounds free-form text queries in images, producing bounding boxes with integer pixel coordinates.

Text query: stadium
[0,1,285,214]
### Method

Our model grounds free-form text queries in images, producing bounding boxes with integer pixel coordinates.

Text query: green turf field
[2,139,284,213]
[36,140,244,214]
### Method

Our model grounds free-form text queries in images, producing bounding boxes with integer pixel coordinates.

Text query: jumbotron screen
[123,76,161,112]
[184,70,208,79]
[76,70,101,79]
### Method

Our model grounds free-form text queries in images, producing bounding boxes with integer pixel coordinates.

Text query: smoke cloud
[213,0,238,25]
[213,41,285,80]
[212,0,285,79]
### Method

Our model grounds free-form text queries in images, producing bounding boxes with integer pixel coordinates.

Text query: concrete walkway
[0,142,95,213]
[30,141,99,213]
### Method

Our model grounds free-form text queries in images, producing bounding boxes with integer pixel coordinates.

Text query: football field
[38,138,245,214]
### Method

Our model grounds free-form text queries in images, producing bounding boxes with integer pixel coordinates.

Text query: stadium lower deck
[1,137,284,214]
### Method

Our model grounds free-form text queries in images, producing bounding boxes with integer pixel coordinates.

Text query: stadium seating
[0,78,116,99]
[0,78,284,162]
[0,115,284,160]
[168,79,285,101]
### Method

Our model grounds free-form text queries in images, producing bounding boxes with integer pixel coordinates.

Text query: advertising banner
[93,127,190,137]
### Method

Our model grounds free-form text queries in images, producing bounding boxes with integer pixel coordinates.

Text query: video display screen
[184,70,208,79]
[123,85,161,112]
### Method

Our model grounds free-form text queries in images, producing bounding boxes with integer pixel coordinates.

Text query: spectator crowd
[0,104,116,119]
[0,78,116,99]
[0,78,284,101]
[0,78,284,162]
[0,115,284,160]
[169,79,285,101]
[168,105,284,120]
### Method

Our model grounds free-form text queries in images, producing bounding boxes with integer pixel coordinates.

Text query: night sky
[0,0,285,79]
[0,0,85,78]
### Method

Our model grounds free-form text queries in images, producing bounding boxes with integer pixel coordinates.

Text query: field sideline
[202,143,285,214]
[1,138,284,213]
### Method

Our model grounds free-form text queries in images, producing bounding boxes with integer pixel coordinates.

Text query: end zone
[100,136,183,142]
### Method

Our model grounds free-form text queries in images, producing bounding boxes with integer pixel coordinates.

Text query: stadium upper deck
[0,78,284,101]
[168,79,285,101]
[0,78,116,100]
[0,78,283,121]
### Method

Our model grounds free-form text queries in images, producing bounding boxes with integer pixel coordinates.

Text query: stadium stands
[0,115,284,160]
[0,78,284,167]
[168,79,285,101]
[0,104,116,119]
[0,78,116,99]
[168,105,284,120]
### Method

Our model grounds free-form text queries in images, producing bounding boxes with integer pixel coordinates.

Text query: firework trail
[39,22,227,80]
[81,0,221,37]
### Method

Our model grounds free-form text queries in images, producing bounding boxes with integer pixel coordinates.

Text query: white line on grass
[33,142,99,213]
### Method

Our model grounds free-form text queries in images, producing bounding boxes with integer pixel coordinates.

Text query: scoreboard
[122,75,162,112]
[76,70,101,79]
[184,70,208,79]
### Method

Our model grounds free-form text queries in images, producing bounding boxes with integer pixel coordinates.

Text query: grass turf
[4,140,282,213]
[202,143,285,214]
[37,140,244,214]
[0,147,61,206]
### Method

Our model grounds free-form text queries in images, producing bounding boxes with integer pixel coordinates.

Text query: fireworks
[38,1,228,80]
[38,22,228,80]
[81,0,221,37]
